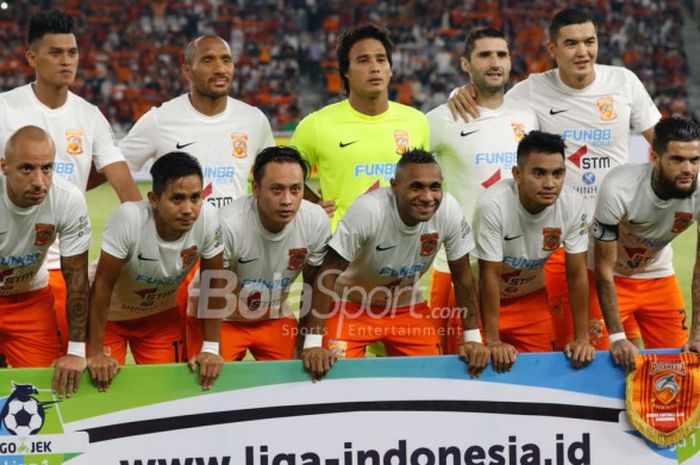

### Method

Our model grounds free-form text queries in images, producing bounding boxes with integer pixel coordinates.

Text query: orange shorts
[177,263,199,358]
[499,288,554,353]
[323,301,441,358]
[0,286,62,367]
[589,274,687,348]
[544,248,609,350]
[103,307,185,365]
[429,269,463,354]
[219,315,297,361]
[48,268,68,352]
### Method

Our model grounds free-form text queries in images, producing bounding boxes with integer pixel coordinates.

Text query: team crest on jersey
[511,122,526,141]
[542,227,561,251]
[596,97,617,121]
[393,131,409,155]
[231,133,248,158]
[34,224,56,246]
[64,129,84,155]
[288,248,308,271]
[672,212,693,234]
[180,245,198,268]
[420,233,439,256]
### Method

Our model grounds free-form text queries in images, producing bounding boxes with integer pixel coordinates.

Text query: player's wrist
[200,341,220,355]
[303,334,323,349]
[462,329,482,344]
[67,341,86,358]
[608,332,627,345]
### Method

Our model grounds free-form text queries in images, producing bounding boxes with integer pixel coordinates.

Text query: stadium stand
[0,0,695,133]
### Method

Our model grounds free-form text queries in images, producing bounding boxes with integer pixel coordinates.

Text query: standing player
[449,8,661,350]
[86,152,224,391]
[118,34,275,357]
[0,10,142,352]
[291,23,429,229]
[1,126,91,397]
[214,147,331,360]
[474,131,594,372]
[301,150,489,380]
[592,117,700,370]
[427,28,538,352]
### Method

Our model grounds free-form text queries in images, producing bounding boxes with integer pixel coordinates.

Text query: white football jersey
[507,64,661,218]
[593,163,700,279]
[219,196,331,320]
[0,84,125,270]
[119,94,274,210]
[0,175,91,296]
[100,201,223,321]
[427,100,538,272]
[474,179,588,299]
[330,188,473,308]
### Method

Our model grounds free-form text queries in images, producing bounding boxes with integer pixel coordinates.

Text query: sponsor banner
[0,352,698,464]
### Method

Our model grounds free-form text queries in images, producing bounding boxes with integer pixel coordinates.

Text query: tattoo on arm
[690,237,700,340]
[61,252,89,342]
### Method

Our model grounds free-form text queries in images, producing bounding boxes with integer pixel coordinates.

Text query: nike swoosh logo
[376,244,397,251]
[137,253,158,261]
[0,231,6,236]
[628,220,646,225]
[460,130,479,137]
[549,109,568,115]
[504,235,522,241]
[238,257,258,264]
[176,141,196,149]
[339,140,358,148]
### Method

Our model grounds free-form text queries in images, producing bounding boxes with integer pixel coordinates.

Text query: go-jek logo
[0,381,88,461]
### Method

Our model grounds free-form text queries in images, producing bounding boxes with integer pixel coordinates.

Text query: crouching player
[474,131,594,372]
[86,152,225,390]
[301,149,489,379]
[201,146,331,360]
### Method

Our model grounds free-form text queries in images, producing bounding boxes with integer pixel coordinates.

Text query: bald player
[0,126,91,397]
[118,34,274,358]
[0,10,141,352]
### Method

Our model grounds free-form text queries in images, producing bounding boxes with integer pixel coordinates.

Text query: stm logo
[567,145,610,170]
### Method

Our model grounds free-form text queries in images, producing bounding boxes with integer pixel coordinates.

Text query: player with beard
[592,117,700,370]
[118,35,274,360]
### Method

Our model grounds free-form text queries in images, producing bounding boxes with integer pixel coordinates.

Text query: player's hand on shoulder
[458,342,490,378]
[87,353,120,392]
[301,347,336,382]
[318,200,336,218]
[564,338,595,369]
[51,354,88,398]
[486,341,517,373]
[189,352,224,391]
[610,338,639,372]
[447,83,479,122]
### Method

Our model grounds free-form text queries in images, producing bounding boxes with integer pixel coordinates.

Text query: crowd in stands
[0,0,695,135]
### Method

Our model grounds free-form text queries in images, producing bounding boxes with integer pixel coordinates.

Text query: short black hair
[150,152,203,197]
[253,146,309,183]
[652,117,700,156]
[548,8,596,43]
[517,131,566,166]
[463,28,506,59]
[28,10,75,47]
[337,23,394,94]
[395,148,440,176]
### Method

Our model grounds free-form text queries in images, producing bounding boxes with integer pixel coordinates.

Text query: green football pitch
[86,181,699,335]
